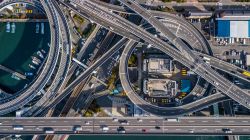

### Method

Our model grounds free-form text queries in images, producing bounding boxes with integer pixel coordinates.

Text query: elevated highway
[119,39,229,116]
[22,0,72,117]
[0,117,249,135]
[68,0,250,111]
[0,0,60,115]
[117,0,250,109]
[36,38,129,116]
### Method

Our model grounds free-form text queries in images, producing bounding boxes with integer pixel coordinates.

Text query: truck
[101,125,109,132]
[13,125,24,130]
[165,118,179,122]
[43,127,54,134]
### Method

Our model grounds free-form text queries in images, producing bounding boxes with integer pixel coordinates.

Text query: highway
[0,117,249,135]
[196,52,250,83]
[67,0,250,111]
[36,38,129,116]
[0,0,61,115]
[119,39,229,116]
[22,0,72,117]
[117,0,250,108]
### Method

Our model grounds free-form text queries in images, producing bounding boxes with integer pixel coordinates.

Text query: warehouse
[216,10,250,43]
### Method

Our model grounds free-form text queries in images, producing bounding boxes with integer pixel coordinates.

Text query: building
[181,80,191,93]
[246,55,250,66]
[216,10,250,40]
[143,79,177,97]
[143,58,173,75]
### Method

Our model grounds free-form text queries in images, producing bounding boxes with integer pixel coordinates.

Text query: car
[85,121,90,125]
[137,118,143,122]
[119,120,129,125]
[117,126,126,133]
[189,130,194,133]
[155,126,161,129]
[142,129,147,132]
[113,118,118,122]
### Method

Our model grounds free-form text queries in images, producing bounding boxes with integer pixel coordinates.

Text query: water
[68,135,227,140]
[0,22,50,93]
[240,136,250,140]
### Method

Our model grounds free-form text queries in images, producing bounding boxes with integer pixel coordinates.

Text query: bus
[13,125,23,130]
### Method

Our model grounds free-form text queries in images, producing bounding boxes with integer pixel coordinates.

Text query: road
[0,0,60,115]
[36,38,129,116]
[0,117,249,135]
[23,0,72,117]
[66,0,250,111]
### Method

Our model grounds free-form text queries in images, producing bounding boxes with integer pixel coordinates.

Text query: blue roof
[249,21,250,37]
[181,80,191,93]
[216,20,230,37]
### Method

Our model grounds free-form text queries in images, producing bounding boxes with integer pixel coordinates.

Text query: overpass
[0,0,61,115]
[35,38,129,116]
[0,117,249,135]
[22,0,72,117]
[116,0,250,108]
[66,0,250,112]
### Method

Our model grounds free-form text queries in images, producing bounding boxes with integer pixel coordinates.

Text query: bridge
[60,0,250,117]
[0,117,249,135]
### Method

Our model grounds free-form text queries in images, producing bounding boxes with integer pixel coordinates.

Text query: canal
[0,22,50,93]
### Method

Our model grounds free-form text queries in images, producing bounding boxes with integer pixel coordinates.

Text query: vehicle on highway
[155,126,161,129]
[137,118,143,122]
[189,130,194,133]
[101,125,109,132]
[165,118,179,122]
[85,121,90,125]
[13,125,24,130]
[117,126,126,133]
[113,118,118,122]
[222,128,232,133]
[119,120,129,125]
[73,125,82,133]
[43,127,54,134]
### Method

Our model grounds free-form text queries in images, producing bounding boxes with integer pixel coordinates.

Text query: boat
[31,56,41,63]
[6,22,10,33]
[29,64,36,69]
[35,23,39,33]
[32,60,40,65]
[24,84,28,88]
[41,22,44,34]
[11,22,16,33]
[41,49,46,54]
[37,51,44,59]
[25,72,33,76]
[11,74,20,80]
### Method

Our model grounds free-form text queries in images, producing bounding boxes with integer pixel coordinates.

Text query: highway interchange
[0,0,249,135]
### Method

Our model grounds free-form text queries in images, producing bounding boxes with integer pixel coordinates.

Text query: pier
[0,19,49,22]
[0,65,26,80]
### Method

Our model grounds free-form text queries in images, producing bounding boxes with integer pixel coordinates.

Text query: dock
[0,19,49,22]
[0,65,26,80]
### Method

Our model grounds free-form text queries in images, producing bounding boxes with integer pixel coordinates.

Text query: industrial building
[246,55,250,66]
[143,57,173,75]
[216,10,250,43]
[143,79,177,97]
